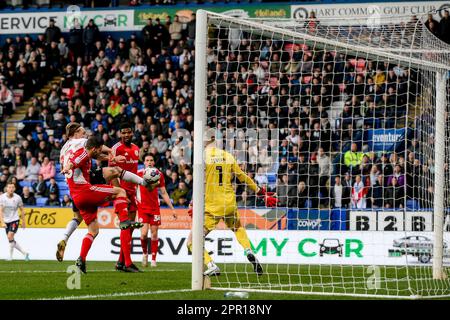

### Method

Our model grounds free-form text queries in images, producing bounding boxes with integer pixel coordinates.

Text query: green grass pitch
[0,261,449,300]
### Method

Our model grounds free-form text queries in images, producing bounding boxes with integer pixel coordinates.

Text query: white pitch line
[39,288,192,300]
[0,269,179,273]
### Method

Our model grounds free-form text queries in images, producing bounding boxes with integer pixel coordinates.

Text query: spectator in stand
[170,181,190,206]
[384,176,404,208]
[344,143,364,175]
[46,178,59,198]
[290,181,309,208]
[369,174,384,208]
[351,175,367,209]
[317,148,332,206]
[61,194,73,207]
[32,174,47,197]
[21,186,36,206]
[440,10,450,44]
[0,81,15,119]
[166,171,179,195]
[25,157,41,183]
[39,157,56,181]
[15,159,27,181]
[83,19,100,62]
[276,174,290,207]
[387,164,405,187]
[68,18,84,60]
[44,19,62,46]
[1,147,14,168]
[46,192,61,206]
[331,175,349,209]
[169,15,183,42]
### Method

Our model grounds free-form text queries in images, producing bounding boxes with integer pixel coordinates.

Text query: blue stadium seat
[36,197,48,207]
[19,181,32,188]
[57,181,68,190]
[55,163,61,172]
[406,199,419,210]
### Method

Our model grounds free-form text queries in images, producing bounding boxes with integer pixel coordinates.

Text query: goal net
[191,9,450,299]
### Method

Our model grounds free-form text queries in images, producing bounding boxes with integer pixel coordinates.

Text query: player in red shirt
[107,122,143,272]
[62,136,152,273]
[137,154,177,267]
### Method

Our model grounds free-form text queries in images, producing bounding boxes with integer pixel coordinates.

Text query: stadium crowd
[0,11,446,211]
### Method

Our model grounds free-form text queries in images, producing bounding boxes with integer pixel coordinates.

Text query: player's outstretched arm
[231,157,278,207]
[160,186,177,220]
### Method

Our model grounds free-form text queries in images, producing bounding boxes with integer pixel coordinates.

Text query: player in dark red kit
[109,122,143,272]
[137,154,176,267]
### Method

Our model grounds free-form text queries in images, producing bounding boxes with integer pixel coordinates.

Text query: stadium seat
[406,199,419,210]
[19,180,32,188]
[36,197,48,207]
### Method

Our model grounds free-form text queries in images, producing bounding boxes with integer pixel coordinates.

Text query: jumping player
[187,128,278,276]
[62,136,151,273]
[0,182,29,261]
[137,154,177,267]
[56,123,121,262]
[107,122,144,272]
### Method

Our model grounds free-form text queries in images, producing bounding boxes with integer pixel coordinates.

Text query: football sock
[9,240,14,259]
[13,241,26,255]
[234,227,251,252]
[151,239,158,261]
[141,237,148,255]
[63,218,81,242]
[187,242,213,265]
[80,233,94,261]
[120,170,145,186]
[114,197,129,222]
[120,228,133,267]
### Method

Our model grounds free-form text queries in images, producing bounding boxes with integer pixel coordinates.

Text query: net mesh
[198,11,450,298]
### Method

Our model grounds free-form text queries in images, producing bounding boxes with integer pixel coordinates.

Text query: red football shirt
[110,141,140,193]
[136,168,165,214]
[66,147,92,195]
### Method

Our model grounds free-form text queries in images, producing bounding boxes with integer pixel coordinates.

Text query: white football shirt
[0,193,23,223]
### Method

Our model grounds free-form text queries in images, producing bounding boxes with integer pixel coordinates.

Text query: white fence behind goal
[192,9,450,299]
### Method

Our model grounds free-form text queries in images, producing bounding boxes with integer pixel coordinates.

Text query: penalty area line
[39,288,192,300]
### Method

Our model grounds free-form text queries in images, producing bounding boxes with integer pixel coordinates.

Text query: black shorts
[5,220,19,234]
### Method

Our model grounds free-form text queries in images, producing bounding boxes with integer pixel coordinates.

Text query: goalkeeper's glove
[257,187,278,207]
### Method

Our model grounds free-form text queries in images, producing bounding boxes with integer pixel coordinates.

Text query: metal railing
[2,120,44,146]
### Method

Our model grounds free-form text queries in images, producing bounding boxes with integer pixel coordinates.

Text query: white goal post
[192,9,450,298]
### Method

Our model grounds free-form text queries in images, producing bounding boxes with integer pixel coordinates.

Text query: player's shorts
[204,210,242,232]
[138,211,161,226]
[5,220,19,234]
[73,184,116,226]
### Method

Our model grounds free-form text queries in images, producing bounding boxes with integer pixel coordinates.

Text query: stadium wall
[0,1,449,42]
[2,228,450,265]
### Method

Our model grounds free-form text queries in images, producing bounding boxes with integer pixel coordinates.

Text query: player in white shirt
[0,182,29,261]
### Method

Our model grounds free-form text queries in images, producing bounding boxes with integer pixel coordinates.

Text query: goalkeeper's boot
[115,261,125,272]
[124,263,142,273]
[246,251,263,276]
[142,254,148,267]
[56,240,66,262]
[76,257,87,274]
[204,261,220,276]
